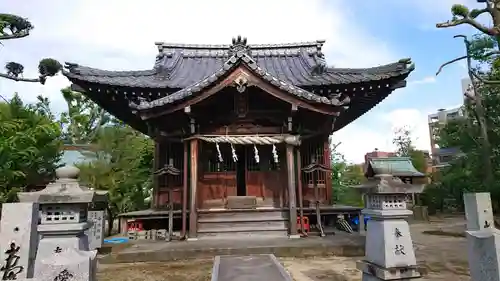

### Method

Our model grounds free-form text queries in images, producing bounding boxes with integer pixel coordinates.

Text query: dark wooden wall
[153,137,333,209]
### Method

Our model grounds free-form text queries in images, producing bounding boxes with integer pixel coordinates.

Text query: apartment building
[427,78,470,169]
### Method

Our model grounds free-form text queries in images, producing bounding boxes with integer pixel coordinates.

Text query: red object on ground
[127,220,143,231]
[297,217,310,233]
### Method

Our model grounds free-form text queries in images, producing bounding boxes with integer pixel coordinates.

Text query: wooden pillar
[181,141,188,239]
[152,140,161,209]
[323,139,332,204]
[188,139,199,240]
[286,144,298,237]
[296,149,305,235]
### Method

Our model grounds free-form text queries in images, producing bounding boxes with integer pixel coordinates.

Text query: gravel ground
[97,217,472,281]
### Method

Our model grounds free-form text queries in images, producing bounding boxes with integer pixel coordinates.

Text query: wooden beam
[286,144,298,237]
[181,141,188,239]
[188,138,199,240]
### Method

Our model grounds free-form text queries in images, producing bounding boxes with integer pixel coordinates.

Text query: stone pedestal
[464,192,500,281]
[34,247,97,281]
[357,183,422,281]
[466,229,500,281]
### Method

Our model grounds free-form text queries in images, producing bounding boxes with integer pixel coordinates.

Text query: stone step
[198,210,288,221]
[198,229,289,240]
[199,220,288,231]
[199,224,287,233]
[198,216,286,223]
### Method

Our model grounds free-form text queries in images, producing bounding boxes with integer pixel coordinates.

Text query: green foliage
[392,127,428,174]
[59,87,111,144]
[393,127,413,157]
[0,13,61,83]
[330,143,364,206]
[77,125,153,225]
[0,13,33,36]
[0,94,62,202]
[451,4,469,18]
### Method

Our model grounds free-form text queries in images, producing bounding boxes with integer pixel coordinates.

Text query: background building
[427,78,470,170]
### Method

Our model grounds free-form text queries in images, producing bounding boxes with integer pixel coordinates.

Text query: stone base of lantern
[34,247,97,281]
[357,261,421,281]
[362,209,417,268]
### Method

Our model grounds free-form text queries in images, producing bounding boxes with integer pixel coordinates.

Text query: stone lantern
[17,165,102,280]
[354,174,425,281]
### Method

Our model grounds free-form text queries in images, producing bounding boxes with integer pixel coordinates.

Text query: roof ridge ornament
[311,40,327,75]
[229,35,251,57]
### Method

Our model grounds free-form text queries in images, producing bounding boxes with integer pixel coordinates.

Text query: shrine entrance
[235,146,247,196]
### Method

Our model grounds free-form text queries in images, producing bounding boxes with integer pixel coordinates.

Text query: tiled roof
[369,157,425,177]
[63,37,414,89]
[129,50,352,110]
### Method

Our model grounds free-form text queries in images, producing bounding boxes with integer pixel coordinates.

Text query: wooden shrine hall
[63,36,414,239]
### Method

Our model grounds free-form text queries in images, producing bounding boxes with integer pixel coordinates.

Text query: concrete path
[212,255,293,281]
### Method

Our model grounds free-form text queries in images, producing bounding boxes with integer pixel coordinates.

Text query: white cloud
[408,76,436,85]
[332,108,433,164]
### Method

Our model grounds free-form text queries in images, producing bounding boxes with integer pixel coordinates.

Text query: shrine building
[63,36,414,239]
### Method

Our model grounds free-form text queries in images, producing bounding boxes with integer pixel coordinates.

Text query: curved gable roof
[129,50,351,111]
[63,37,414,89]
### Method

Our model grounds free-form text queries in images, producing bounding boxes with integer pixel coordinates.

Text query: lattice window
[301,139,327,188]
[202,143,236,172]
[246,145,282,171]
[159,142,184,187]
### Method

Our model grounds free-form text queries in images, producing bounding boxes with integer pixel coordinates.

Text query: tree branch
[471,70,500,84]
[0,73,41,83]
[0,31,29,41]
[436,55,467,76]
[436,17,497,35]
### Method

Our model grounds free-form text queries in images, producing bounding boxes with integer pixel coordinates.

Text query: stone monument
[464,192,500,281]
[17,165,100,281]
[355,174,424,281]
[86,193,108,250]
[0,203,39,279]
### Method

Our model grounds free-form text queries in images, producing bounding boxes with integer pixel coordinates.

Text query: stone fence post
[464,192,500,281]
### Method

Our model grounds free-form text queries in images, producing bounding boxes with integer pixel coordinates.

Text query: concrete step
[198,210,288,221]
[198,216,286,223]
[198,230,289,240]
[199,220,288,231]
[199,224,287,233]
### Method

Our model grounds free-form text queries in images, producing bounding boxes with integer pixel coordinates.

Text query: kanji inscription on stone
[395,245,406,256]
[394,228,403,238]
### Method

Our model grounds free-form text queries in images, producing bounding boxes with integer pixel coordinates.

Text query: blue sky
[0,0,483,162]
